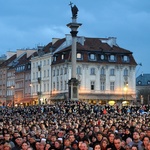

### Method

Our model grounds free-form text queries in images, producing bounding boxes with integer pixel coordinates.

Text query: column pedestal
[68,78,79,101]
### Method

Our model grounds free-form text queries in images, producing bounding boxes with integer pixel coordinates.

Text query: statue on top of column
[69,2,79,18]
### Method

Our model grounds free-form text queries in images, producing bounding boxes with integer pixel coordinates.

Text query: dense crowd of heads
[0,101,150,150]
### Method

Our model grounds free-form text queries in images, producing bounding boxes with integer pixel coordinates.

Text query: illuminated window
[77,53,82,59]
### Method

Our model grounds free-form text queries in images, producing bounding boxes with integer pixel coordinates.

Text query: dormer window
[109,55,116,62]
[89,53,96,61]
[61,54,64,60]
[53,56,57,62]
[123,55,129,62]
[100,54,105,60]
[77,53,82,59]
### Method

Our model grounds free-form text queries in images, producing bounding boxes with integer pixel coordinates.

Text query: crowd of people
[0,101,150,150]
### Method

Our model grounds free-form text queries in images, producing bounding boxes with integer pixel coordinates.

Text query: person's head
[142,136,150,147]
[45,143,51,150]
[35,141,40,150]
[108,132,115,143]
[27,147,33,150]
[114,137,122,150]
[21,141,29,150]
[147,142,150,150]
[3,143,11,150]
[146,128,150,137]
[96,132,103,141]
[140,132,146,140]
[69,134,75,143]
[100,138,108,149]
[94,143,101,150]
[4,133,11,141]
[126,137,132,145]
[15,136,23,146]
[80,142,88,150]
[50,134,57,142]
[39,141,46,150]
[71,141,78,150]
[64,146,73,150]
[132,131,140,141]
[131,145,138,150]
[125,145,130,150]
[54,140,62,149]
[64,138,71,147]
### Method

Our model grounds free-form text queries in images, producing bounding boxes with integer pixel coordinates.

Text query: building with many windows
[30,34,137,106]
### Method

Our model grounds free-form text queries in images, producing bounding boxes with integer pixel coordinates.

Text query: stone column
[67,4,82,101]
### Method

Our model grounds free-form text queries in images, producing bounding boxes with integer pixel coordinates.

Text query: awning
[79,94,134,101]
[50,94,65,100]
[17,98,34,103]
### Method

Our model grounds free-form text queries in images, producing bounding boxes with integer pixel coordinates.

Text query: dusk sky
[0,0,149,76]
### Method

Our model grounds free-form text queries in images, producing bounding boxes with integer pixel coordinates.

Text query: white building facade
[30,34,137,105]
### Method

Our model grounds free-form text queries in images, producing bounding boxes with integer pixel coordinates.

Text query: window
[44,60,46,65]
[100,82,105,91]
[91,81,95,90]
[138,81,141,85]
[61,54,64,60]
[57,69,59,76]
[44,83,46,92]
[124,68,128,76]
[53,82,55,90]
[57,82,59,90]
[47,59,50,65]
[64,81,67,90]
[123,55,129,62]
[148,81,150,85]
[90,68,95,75]
[60,68,63,75]
[53,70,55,76]
[100,54,105,60]
[47,83,49,91]
[77,53,82,59]
[60,81,63,90]
[54,56,56,61]
[89,53,95,60]
[47,69,49,77]
[77,66,81,75]
[110,68,115,76]
[109,55,115,61]
[64,67,67,74]
[110,82,115,91]
[44,70,46,77]
[101,67,105,75]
